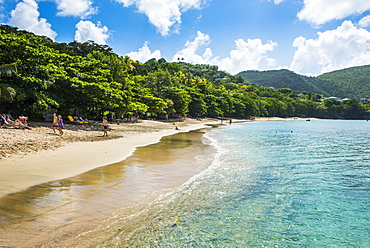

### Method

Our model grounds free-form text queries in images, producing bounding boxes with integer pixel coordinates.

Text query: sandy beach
[0,118,225,197]
[0,116,315,196]
[0,116,317,246]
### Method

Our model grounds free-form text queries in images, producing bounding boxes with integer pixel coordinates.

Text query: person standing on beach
[57,115,64,135]
[102,117,109,137]
[52,113,58,133]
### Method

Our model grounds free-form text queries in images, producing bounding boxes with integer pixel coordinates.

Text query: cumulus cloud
[171,31,278,75]
[172,31,212,63]
[114,0,205,36]
[55,0,97,18]
[126,42,161,62]
[8,0,57,40]
[290,20,370,75]
[298,0,370,26]
[75,20,110,44]
[358,15,370,28]
[218,39,277,74]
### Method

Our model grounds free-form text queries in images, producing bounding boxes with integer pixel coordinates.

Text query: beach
[0,118,224,197]
[0,116,312,198]
[0,117,236,246]
[0,116,316,246]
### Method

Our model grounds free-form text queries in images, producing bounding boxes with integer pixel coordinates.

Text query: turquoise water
[98,120,370,247]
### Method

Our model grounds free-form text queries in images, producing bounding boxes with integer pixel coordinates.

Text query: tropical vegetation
[238,66,370,101]
[0,25,369,120]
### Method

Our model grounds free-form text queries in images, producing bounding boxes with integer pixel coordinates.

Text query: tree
[0,62,17,76]
[0,63,17,100]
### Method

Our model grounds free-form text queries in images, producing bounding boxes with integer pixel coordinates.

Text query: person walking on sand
[52,113,58,133]
[57,115,64,135]
[102,117,109,137]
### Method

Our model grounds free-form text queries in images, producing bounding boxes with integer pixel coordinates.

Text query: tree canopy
[1,25,368,120]
[238,66,370,101]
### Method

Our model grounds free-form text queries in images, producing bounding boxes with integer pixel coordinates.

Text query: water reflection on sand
[0,129,215,247]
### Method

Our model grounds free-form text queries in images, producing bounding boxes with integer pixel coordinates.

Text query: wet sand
[0,118,223,247]
[0,117,307,246]
[0,119,219,197]
[0,129,216,247]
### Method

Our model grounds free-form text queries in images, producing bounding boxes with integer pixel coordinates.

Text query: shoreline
[0,116,313,198]
[0,117,355,246]
[0,119,218,198]
[0,125,219,247]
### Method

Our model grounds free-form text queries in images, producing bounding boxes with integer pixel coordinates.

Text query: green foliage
[237,69,327,96]
[238,66,370,101]
[0,62,17,76]
[0,24,367,120]
[318,65,370,100]
[0,63,17,100]
[0,83,16,100]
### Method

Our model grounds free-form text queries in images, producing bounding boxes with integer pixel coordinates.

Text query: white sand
[0,122,213,197]
[0,117,310,198]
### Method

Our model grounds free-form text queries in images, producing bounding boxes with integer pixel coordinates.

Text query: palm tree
[0,63,17,100]
[0,84,16,100]
[0,62,17,76]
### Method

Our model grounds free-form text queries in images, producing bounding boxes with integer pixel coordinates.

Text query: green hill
[237,69,329,96]
[317,65,370,100]
[237,66,370,100]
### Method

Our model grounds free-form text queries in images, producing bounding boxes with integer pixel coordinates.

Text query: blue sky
[1,0,370,76]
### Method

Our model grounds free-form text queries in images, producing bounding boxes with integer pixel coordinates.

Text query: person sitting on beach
[57,115,64,135]
[6,117,23,125]
[102,117,109,137]
[18,114,28,125]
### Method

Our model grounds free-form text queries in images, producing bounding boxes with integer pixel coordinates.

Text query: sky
[1,0,370,76]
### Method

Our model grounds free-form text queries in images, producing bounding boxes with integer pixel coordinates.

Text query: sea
[1,119,369,247]
[79,119,370,247]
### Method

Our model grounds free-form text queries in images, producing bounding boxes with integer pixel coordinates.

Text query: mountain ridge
[237,65,370,100]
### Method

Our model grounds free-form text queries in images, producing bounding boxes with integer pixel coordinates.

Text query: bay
[97,120,370,247]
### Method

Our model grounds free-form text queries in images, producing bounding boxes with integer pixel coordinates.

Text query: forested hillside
[238,67,370,100]
[0,25,369,119]
[237,69,328,96]
[318,65,370,100]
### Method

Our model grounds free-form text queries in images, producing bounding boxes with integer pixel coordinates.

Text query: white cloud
[265,57,277,67]
[218,39,278,74]
[8,0,57,40]
[55,0,97,18]
[126,42,161,62]
[358,15,370,28]
[75,20,110,44]
[298,0,370,26]
[172,31,212,63]
[114,0,205,36]
[290,20,370,75]
[267,0,285,4]
[171,31,278,75]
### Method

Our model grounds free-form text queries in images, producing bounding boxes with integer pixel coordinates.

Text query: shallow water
[1,120,369,247]
[0,130,215,247]
[78,120,370,247]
